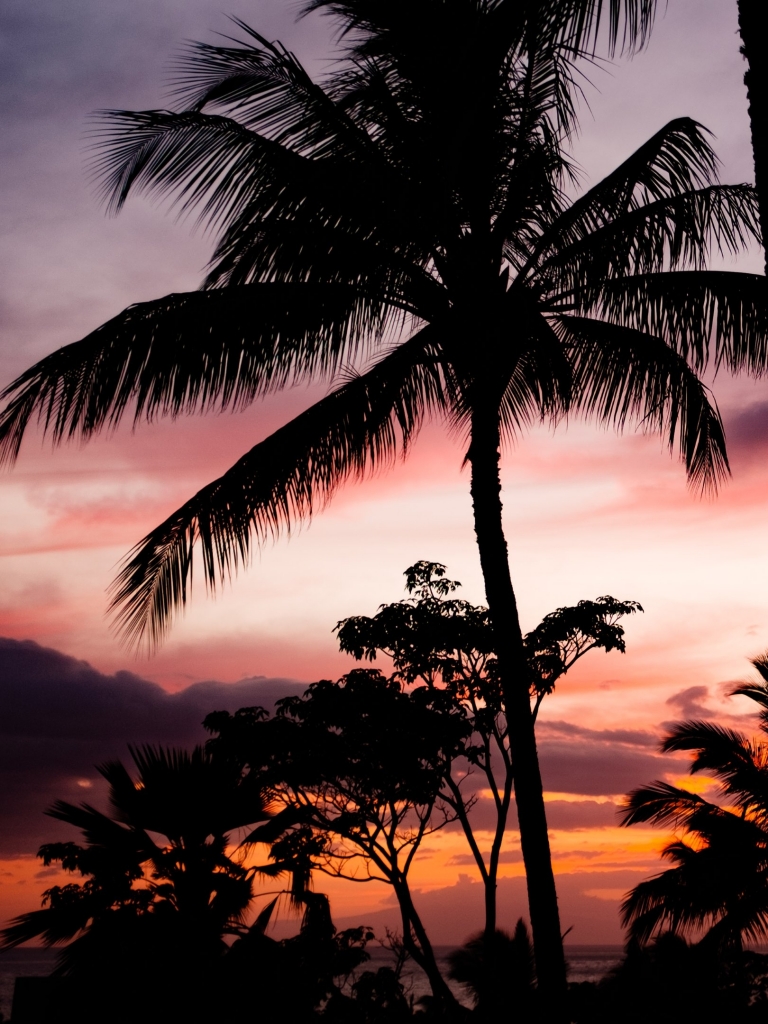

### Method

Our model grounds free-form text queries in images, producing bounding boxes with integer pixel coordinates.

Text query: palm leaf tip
[108,515,199,651]
[106,331,444,648]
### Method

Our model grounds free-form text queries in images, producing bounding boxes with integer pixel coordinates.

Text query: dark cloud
[537,719,659,748]
[724,401,768,464]
[531,716,684,796]
[449,850,525,866]
[447,796,627,835]
[0,637,683,858]
[0,637,306,856]
[537,740,681,797]
[326,870,652,945]
[665,685,713,719]
[546,800,623,830]
[449,847,607,866]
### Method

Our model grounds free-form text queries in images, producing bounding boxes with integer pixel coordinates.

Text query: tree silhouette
[336,560,641,939]
[205,668,468,1012]
[0,744,272,1021]
[1,0,764,1009]
[448,918,535,1021]
[569,931,768,1024]
[620,652,768,948]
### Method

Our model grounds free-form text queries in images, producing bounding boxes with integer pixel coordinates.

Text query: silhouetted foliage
[2,0,763,1008]
[621,651,768,947]
[203,562,640,1013]
[448,920,535,1022]
[0,743,420,1022]
[206,667,467,1010]
[568,931,768,1023]
[337,561,640,936]
[0,744,273,1021]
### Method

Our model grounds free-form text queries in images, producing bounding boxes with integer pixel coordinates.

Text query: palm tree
[737,0,768,272]
[448,918,536,1020]
[620,653,768,947]
[0,1,764,1012]
[0,745,270,962]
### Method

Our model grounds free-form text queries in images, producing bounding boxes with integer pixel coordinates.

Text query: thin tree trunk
[468,406,568,1022]
[393,876,460,1012]
[737,0,768,274]
[486,767,513,940]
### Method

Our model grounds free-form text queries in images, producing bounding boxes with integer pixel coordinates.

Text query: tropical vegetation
[205,562,639,1013]
[621,652,768,948]
[334,561,640,941]
[2,0,767,1013]
[3,565,642,1020]
[0,744,409,1022]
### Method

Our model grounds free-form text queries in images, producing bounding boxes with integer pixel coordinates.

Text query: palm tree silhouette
[621,653,768,947]
[0,745,270,977]
[448,919,536,1021]
[737,0,768,272]
[0,1,764,1010]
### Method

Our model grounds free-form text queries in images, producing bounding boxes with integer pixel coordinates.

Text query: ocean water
[0,948,58,1020]
[388,945,624,1007]
[565,946,624,984]
[0,945,624,1018]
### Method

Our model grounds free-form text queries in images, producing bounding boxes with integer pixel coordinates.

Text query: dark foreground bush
[568,932,768,1024]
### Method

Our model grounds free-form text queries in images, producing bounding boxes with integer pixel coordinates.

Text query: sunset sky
[2,0,768,943]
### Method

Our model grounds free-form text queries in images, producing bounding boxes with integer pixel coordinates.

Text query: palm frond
[732,668,768,733]
[557,315,729,492]
[498,306,574,438]
[661,721,768,818]
[551,0,658,56]
[622,825,768,943]
[109,329,446,648]
[731,652,768,731]
[621,854,717,942]
[523,118,720,272]
[536,185,761,297]
[752,652,768,686]
[661,720,758,762]
[89,108,402,234]
[732,681,768,735]
[0,284,399,465]
[0,906,90,950]
[574,271,768,376]
[171,20,379,164]
[620,781,711,829]
[45,801,151,858]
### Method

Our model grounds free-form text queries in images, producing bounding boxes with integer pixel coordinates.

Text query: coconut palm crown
[1,0,757,648]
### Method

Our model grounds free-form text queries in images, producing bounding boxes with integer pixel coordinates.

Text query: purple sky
[1,0,767,943]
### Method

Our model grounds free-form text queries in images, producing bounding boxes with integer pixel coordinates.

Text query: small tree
[206,562,641,1012]
[336,561,641,938]
[206,669,468,1011]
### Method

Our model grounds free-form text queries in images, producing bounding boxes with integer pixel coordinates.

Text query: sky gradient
[2,0,768,943]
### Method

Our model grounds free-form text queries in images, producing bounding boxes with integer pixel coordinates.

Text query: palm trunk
[737,0,768,274]
[468,407,568,1022]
